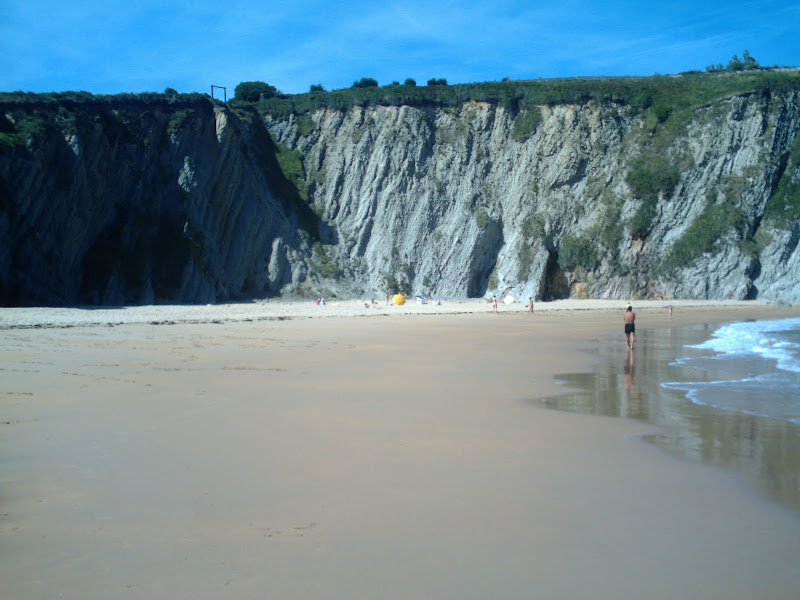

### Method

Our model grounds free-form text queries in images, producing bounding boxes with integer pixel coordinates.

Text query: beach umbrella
[503,295,515,304]
[393,294,406,305]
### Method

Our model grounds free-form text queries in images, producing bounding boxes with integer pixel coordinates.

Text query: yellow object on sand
[393,294,406,305]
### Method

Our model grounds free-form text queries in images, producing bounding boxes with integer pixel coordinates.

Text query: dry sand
[2,300,799,599]
[0,297,772,329]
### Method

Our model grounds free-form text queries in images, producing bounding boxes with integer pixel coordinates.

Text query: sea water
[662,318,800,424]
[533,316,800,511]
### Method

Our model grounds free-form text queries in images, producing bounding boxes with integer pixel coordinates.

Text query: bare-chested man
[624,304,636,349]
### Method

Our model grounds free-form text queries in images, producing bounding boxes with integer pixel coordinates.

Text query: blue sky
[2,1,799,96]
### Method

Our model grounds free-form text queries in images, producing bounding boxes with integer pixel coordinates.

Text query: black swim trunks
[625,323,635,334]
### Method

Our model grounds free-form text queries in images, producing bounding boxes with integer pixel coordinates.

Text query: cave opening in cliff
[543,251,569,301]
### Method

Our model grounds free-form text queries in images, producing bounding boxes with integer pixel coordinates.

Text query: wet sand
[2,302,800,599]
[536,316,800,513]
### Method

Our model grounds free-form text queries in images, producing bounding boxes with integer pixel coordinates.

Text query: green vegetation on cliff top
[0,90,218,108]
[247,70,800,119]
[2,70,798,123]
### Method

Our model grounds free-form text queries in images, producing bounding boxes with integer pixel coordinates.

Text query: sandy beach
[0,297,774,329]
[2,299,800,599]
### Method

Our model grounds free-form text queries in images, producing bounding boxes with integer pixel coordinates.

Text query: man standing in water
[624,304,636,349]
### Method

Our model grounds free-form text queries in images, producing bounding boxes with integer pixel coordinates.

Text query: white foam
[690,318,800,374]
[662,373,800,422]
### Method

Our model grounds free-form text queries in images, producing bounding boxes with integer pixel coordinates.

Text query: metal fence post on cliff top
[211,85,227,102]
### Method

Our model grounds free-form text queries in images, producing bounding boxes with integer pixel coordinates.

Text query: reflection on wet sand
[532,324,800,513]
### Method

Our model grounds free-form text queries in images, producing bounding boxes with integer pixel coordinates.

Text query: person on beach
[528,297,534,313]
[624,304,636,349]
[668,304,673,320]
[492,295,498,314]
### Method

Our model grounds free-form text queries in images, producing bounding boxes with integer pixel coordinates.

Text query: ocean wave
[690,318,800,374]
[662,373,800,423]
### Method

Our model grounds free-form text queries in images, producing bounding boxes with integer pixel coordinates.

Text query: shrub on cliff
[352,77,378,88]
[558,236,599,271]
[312,242,340,278]
[726,50,760,72]
[168,109,195,134]
[652,102,672,122]
[234,81,278,102]
[271,137,307,199]
[627,159,680,238]
[475,208,490,228]
[764,132,800,225]
[660,203,742,273]
[511,108,542,142]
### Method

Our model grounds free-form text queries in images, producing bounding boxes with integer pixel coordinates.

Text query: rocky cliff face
[1,98,315,305]
[2,82,799,306]
[268,89,800,303]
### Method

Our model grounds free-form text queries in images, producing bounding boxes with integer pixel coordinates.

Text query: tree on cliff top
[707,50,761,73]
[352,77,378,88]
[727,50,760,71]
[234,81,278,102]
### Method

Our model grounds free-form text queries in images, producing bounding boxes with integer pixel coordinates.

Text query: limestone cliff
[2,74,799,306]
[1,96,315,305]
[267,84,800,303]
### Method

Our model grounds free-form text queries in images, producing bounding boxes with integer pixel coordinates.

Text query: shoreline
[533,310,800,513]
[3,302,800,598]
[0,298,782,329]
